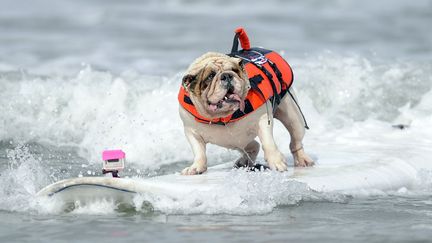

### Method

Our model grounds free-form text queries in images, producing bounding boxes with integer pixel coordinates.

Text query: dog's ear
[232,57,244,69]
[182,74,196,91]
[231,57,245,74]
[235,57,243,66]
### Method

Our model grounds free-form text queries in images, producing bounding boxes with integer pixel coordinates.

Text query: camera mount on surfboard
[102,150,125,178]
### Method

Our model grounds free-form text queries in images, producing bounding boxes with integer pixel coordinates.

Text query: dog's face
[182,52,251,119]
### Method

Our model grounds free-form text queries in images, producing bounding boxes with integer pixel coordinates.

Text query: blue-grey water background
[1,0,432,242]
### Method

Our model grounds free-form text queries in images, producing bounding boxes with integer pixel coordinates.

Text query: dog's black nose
[221,73,233,82]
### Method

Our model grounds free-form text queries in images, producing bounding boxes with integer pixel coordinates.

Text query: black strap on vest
[268,60,283,87]
[286,89,310,129]
[249,75,267,106]
[231,33,241,54]
[249,62,281,112]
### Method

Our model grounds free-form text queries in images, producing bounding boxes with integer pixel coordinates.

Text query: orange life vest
[178,29,294,126]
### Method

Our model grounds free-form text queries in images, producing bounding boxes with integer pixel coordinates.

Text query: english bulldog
[179,52,314,175]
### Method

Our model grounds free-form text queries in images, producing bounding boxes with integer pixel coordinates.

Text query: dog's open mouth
[208,86,245,112]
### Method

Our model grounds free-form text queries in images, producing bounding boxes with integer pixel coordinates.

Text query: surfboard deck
[37,159,419,205]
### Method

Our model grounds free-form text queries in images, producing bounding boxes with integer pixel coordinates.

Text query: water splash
[0,144,50,212]
[130,170,350,215]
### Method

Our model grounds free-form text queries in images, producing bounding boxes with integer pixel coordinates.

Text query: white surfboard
[37,158,420,205]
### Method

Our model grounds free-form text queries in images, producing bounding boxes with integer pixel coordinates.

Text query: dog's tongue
[229,94,245,112]
[209,104,218,112]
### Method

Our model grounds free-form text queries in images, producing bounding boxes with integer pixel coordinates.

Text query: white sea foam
[129,171,350,215]
[2,54,431,167]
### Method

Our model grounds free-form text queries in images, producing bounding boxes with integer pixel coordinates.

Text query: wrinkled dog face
[182,52,251,119]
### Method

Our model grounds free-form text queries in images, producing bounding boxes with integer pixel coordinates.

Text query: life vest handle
[231,27,251,53]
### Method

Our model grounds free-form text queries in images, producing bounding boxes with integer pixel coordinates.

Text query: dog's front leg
[257,110,288,171]
[181,127,208,175]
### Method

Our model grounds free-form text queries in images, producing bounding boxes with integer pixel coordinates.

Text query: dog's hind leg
[234,140,260,168]
[274,88,314,167]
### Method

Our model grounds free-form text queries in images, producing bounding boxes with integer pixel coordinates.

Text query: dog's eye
[206,71,216,82]
[232,68,239,73]
[201,71,215,90]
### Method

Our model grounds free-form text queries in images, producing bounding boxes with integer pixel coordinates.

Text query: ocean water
[1,0,432,242]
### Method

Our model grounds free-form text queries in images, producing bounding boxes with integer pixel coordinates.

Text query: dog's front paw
[293,149,314,167]
[266,151,288,171]
[181,162,207,175]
